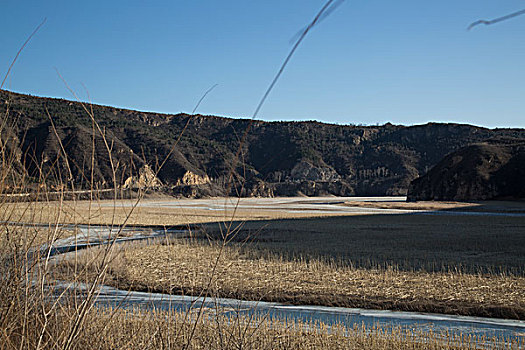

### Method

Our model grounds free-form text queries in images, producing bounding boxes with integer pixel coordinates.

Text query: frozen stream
[34,199,525,344]
[52,282,525,342]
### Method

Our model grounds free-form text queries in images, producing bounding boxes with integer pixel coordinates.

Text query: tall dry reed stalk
[0,17,250,349]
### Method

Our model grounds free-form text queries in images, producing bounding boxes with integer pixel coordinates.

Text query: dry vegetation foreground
[57,240,525,320]
[12,306,516,350]
[5,197,525,349]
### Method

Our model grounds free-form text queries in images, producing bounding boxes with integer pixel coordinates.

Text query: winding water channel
[38,224,525,344]
[26,198,525,345]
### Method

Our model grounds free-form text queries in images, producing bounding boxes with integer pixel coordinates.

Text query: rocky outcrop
[123,165,162,189]
[175,171,210,186]
[407,141,525,201]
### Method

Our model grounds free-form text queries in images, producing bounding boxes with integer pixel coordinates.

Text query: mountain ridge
[2,89,525,197]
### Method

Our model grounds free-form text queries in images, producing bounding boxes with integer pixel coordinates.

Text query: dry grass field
[203,213,525,274]
[343,201,479,211]
[0,198,358,227]
[5,199,525,266]
[19,306,515,350]
[20,196,525,321]
[344,200,525,213]
[4,197,525,348]
[56,239,525,320]
[3,197,510,227]
[5,198,525,349]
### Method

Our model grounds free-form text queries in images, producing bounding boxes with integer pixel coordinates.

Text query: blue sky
[2,0,525,128]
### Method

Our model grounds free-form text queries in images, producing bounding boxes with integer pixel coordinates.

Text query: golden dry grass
[1,198,357,227]
[4,197,524,229]
[343,200,478,211]
[56,241,525,320]
[343,200,525,213]
[0,225,68,248]
[23,306,518,350]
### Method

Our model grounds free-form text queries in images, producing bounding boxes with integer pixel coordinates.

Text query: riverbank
[34,299,521,350]
[55,239,525,320]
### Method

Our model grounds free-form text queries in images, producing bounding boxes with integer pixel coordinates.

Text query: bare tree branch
[290,0,345,44]
[468,8,525,30]
[226,0,345,188]
[1,18,47,90]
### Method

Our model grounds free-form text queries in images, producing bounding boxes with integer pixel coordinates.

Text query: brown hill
[407,140,525,201]
[2,89,525,197]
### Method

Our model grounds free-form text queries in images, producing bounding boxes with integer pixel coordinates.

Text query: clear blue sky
[2,0,525,128]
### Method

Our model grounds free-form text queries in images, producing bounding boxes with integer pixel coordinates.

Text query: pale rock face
[290,161,340,182]
[175,171,211,186]
[123,165,162,189]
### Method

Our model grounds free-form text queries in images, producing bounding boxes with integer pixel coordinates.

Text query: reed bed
[342,200,479,211]
[12,305,521,350]
[203,214,525,275]
[56,240,525,320]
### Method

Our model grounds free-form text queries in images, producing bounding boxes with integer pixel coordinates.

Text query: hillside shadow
[439,200,525,214]
[199,211,525,275]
